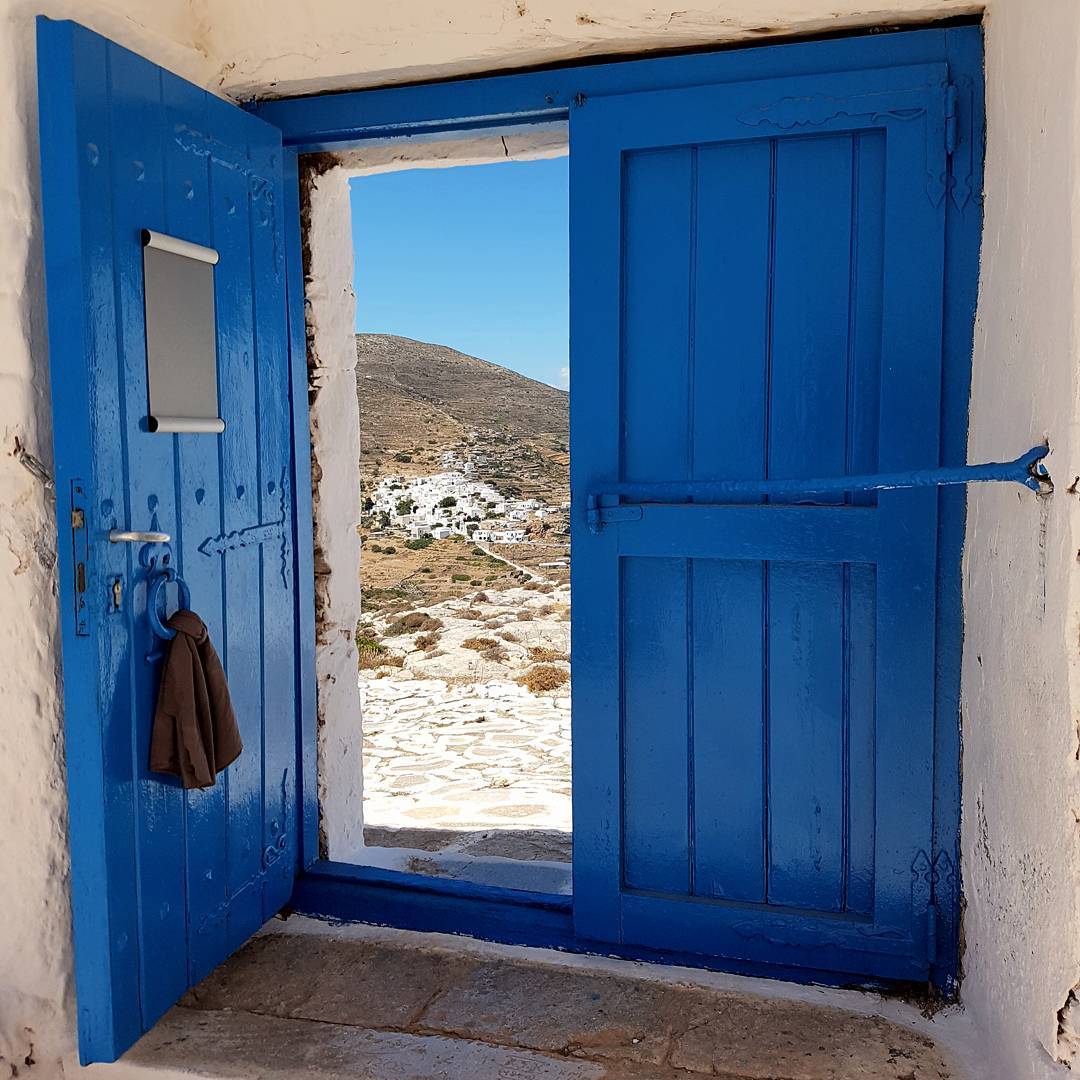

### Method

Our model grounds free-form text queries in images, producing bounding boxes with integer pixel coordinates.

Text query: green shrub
[356,631,405,672]
[405,536,433,550]
[451,573,470,582]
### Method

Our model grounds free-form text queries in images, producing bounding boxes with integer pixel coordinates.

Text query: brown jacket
[149,609,242,789]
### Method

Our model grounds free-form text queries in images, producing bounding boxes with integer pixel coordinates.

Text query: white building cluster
[367,460,555,544]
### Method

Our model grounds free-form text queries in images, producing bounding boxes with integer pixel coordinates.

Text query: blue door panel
[692,142,771,501]
[161,69,231,982]
[690,558,765,903]
[571,61,949,978]
[766,561,847,912]
[109,41,190,1025]
[38,19,301,1062]
[622,556,690,894]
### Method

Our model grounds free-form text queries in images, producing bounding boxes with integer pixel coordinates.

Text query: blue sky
[349,157,569,390]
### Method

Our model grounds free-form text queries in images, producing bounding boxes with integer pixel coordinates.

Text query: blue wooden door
[571,64,951,981]
[38,20,302,1062]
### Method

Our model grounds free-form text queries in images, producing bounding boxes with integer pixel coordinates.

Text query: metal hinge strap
[944,82,959,156]
[926,900,939,965]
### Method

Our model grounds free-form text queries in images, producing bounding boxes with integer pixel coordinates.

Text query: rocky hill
[355,333,569,506]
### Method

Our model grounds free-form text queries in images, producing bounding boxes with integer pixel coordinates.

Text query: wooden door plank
[845,563,877,915]
[692,140,771,499]
[39,23,144,1059]
[621,147,692,485]
[763,134,854,913]
[691,559,766,901]
[245,114,299,921]
[107,40,189,1024]
[209,100,267,952]
[621,557,690,894]
[160,70,231,983]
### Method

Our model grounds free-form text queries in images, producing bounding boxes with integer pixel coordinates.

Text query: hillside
[355,334,569,506]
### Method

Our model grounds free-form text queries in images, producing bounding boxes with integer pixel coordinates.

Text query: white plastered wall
[0,1,1078,1078]
[0,2,216,1076]
[958,2,1080,1076]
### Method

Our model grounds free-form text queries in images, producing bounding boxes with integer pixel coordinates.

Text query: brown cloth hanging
[149,609,242,790]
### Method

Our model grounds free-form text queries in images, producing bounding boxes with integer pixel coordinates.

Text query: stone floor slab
[166,923,965,1080]
[110,1007,607,1080]
[181,933,470,1030]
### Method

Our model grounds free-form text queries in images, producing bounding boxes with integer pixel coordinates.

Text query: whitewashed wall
[0,1,1077,1077]
[0,3,214,1076]
[959,2,1080,1076]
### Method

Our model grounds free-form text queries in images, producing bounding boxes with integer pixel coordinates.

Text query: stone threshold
[90,917,978,1080]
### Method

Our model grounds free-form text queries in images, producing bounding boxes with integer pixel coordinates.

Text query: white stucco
[0,4,213,1075]
[301,163,367,864]
[959,2,1080,1076]
[1,1,1078,1078]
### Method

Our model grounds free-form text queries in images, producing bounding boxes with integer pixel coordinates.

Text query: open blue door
[570,64,952,981]
[38,19,303,1061]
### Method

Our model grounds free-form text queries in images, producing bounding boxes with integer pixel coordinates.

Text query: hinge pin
[944,83,958,155]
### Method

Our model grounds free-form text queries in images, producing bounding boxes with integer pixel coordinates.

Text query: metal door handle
[109,529,171,544]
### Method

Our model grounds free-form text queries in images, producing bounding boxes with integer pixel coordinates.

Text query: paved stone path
[361,676,572,849]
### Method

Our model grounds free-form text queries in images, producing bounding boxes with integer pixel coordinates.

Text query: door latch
[70,481,89,636]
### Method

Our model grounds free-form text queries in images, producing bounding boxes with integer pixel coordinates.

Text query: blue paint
[288,860,914,989]
[587,445,1048,529]
[145,564,191,643]
[273,22,985,991]
[252,26,966,151]
[282,149,321,871]
[39,18,988,1052]
[931,26,986,994]
[37,18,304,1063]
[568,49,966,982]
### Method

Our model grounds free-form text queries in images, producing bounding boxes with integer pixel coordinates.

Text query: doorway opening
[348,154,572,893]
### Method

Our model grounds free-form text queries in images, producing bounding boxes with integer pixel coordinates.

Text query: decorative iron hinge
[944,82,959,156]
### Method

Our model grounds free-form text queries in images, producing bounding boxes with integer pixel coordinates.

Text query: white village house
[1,3,1080,1080]
[370,468,544,542]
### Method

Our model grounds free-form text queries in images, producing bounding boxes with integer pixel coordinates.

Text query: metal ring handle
[147,566,192,642]
[110,529,171,544]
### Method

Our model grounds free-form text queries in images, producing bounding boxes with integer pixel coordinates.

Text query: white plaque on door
[142,229,225,434]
